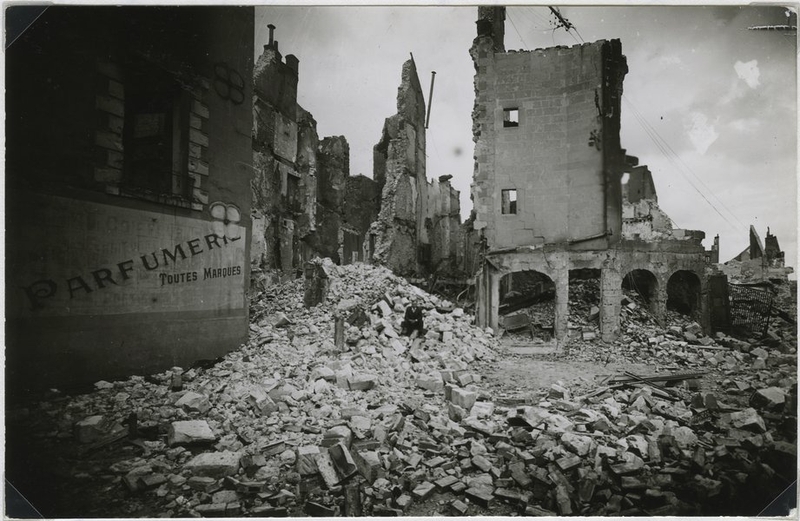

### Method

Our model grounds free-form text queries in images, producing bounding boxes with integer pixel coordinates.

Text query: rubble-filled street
[7,263,797,517]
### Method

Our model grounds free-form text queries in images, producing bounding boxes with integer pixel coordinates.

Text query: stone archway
[622,268,659,312]
[568,268,601,339]
[667,270,702,319]
[499,270,555,341]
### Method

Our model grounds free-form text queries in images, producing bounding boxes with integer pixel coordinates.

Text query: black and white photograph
[4,2,798,518]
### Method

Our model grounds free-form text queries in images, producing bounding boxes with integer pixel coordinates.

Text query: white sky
[255,4,797,271]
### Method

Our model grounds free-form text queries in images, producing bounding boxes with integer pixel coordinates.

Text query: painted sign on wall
[7,192,247,318]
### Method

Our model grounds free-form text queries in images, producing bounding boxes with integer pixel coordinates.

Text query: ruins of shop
[6,6,256,393]
[469,7,713,342]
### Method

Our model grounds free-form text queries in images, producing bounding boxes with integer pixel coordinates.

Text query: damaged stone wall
[369,57,429,276]
[344,175,380,263]
[720,226,794,283]
[470,12,628,251]
[426,175,465,276]
[251,27,381,287]
[252,35,314,285]
[469,7,712,340]
[311,136,350,264]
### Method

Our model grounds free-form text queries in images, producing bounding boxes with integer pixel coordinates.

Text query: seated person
[401,299,425,337]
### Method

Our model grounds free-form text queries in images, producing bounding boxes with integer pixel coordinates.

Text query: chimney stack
[267,24,275,46]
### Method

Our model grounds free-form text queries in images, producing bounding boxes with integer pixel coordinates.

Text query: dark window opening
[501,189,517,214]
[286,173,301,213]
[503,108,519,127]
[123,60,190,198]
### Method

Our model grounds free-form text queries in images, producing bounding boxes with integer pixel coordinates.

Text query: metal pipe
[425,71,436,129]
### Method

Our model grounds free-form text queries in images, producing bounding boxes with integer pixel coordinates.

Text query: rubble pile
[7,263,796,517]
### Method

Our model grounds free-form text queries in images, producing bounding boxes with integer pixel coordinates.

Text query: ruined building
[6,6,256,393]
[251,29,319,284]
[370,57,465,279]
[250,29,380,286]
[470,7,710,341]
[720,226,793,283]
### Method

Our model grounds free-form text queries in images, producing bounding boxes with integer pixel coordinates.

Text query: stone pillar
[475,266,489,328]
[698,274,710,333]
[489,270,502,334]
[653,278,668,327]
[553,268,569,343]
[600,269,622,341]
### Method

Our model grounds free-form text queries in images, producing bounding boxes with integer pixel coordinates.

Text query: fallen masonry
[5,263,797,517]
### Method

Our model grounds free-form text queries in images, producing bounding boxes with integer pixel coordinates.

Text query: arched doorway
[567,268,601,340]
[622,269,658,310]
[667,270,702,318]
[499,270,555,342]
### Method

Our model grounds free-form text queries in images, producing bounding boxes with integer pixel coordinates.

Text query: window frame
[120,59,193,207]
[501,188,518,215]
[503,108,519,128]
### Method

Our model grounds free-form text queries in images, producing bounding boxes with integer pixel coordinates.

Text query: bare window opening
[503,108,519,127]
[501,189,517,214]
[124,59,190,199]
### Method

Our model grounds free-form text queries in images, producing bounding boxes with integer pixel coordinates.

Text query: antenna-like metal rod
[425,71,437,129]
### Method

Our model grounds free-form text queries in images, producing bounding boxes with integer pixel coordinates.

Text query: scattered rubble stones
[7,265,797,517]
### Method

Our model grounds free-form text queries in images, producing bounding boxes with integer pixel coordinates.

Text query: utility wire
[507,9,529,49]
[623,95,744,232]
[624,95,748,231]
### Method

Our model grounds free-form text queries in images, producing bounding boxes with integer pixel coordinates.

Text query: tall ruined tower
[370,57,429,276]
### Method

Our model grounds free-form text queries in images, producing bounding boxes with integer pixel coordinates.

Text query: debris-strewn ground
[6,265,797,517]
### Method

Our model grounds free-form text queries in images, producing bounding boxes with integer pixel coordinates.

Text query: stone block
[296,445,320,475]
[411,481,436,500]
[416,374,444,392]
[435,475,459,490]
[451,499,469,515]
[494,487,522,503]
[263,439,286,456]
[730,408,767,433]
[525,505,557,516]
[74,415,108,443]
[184,451,241,479]
[465,486,494,508]
[328,442,358,480]
[450,387,478,410]
[376,300,393,317]
[315,450,340,489]
[472,455,492,472]
[470,401,495,419]
[353,450,383,482]
[168,420,216,446]
[556,455,582,471]
[175,391,210,413]
[322,425,353,448]
[750,387,786,410]
[561,432,593,456]
[187,476,218,492]
[348,374,376,391]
